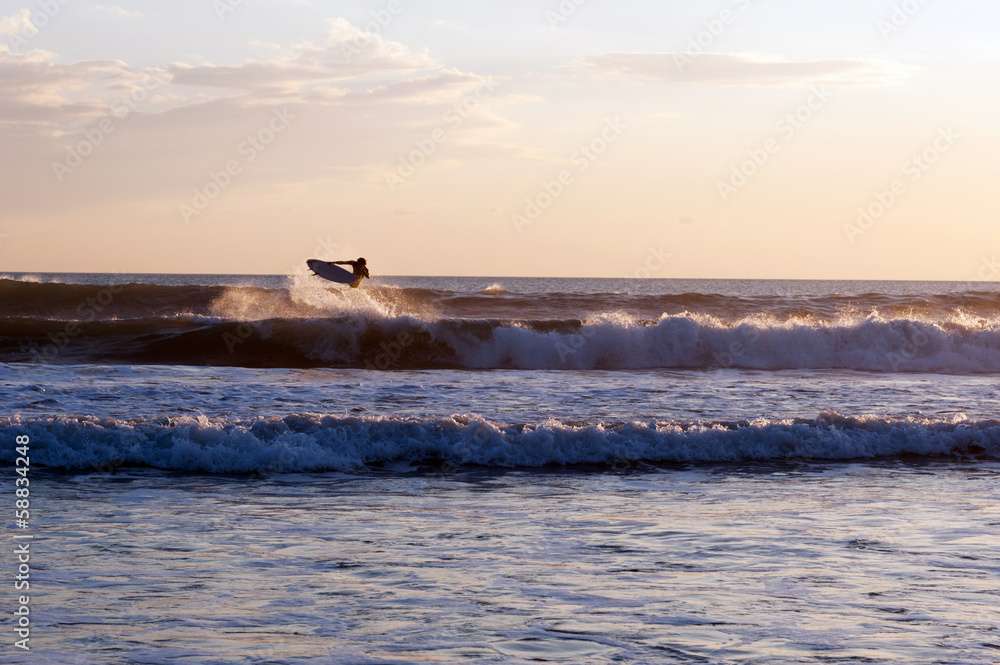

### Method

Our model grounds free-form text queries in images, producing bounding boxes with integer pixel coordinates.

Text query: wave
[2,412,996,473]
[479,283,509,295]
[0,278,356,321]
[4,311,1000,372]
[3,277,1000,372]
[5,278,1000,322]
[0,274,46,283]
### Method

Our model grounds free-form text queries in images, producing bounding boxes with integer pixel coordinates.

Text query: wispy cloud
[576,52,911,86]
[168,18,437,89]
[0,46,121,127]
[432,19,468,30]
[93,5,143,18]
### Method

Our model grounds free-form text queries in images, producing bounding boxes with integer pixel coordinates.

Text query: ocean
[1,273,999,664]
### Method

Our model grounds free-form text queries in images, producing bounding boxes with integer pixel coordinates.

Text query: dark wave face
[2,276,999,372]
[5,277,1000,321]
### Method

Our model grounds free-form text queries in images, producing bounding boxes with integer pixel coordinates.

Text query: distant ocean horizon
[6,270,998,282]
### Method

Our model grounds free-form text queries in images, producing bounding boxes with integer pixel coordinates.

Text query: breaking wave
[2,277,1000,372]
[2,412,997,473]
[3,312,1000,372]
[4,277,1000,321]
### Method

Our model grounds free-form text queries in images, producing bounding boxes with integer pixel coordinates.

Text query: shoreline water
[7,460,997,664]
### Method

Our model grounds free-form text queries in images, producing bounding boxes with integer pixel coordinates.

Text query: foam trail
[3,412,997,473]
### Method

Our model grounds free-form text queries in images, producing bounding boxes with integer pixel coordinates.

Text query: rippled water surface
[14,462,999,664]
[5,364,1000,422]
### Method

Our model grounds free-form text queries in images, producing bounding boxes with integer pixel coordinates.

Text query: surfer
[333,257,370,287]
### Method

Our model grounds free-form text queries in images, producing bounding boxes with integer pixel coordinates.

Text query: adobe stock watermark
[709,326,761,370]
[339,0,404,62]
[843,126,958,244]
[556,326,597,366]
[963,255,1000,287]
[364,331,414,370]
[1,1,71,52]
[286,236,341,279]
[877,0,931,39]
[247,448,298,479]
[512,117,626,233]
[222,322,258,354]
[52,73,167,182]
[557,246,668,366]
[546,0,587,28]
[30,283,123,362]
[385,77,499,191]
[625,246,671,279]
[947,253,1000,314]
[179,107,294,224]
[90,457,126,478]
[913,252,1000,369]
[227,237,344,354]
[886,326,930,371]
[675,0,754,72]
[717,85,833,202]
[213,0,247,21]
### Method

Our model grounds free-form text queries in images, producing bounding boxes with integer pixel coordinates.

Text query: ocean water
[1,273,999,664]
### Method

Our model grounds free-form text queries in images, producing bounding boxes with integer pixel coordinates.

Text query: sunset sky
[1,0,998,278]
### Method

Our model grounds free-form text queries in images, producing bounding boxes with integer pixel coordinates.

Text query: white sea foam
[258,310,1000,372]
[0,273,46,283]
[4,412,997,473]
[480,283,508,295]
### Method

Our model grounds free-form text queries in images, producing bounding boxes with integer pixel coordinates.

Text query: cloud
[0,46,125,127]
[250,40,284,52]
[576,52,910,86]
[432,19,468,30]
[169,18,436,90]
[93,5,143,18]
[0,9,36,37]
[350,69,493,105]
[0,16,446,135]
[0,18,521,220]
[0,15,486,135]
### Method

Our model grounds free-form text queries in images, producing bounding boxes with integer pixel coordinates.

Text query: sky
[0,0,998,278]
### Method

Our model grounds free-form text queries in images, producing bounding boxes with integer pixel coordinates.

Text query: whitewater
[1,273,998,664]
[3,274,1000,372]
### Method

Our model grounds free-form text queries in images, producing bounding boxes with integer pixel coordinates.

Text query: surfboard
[307,260,362,286]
